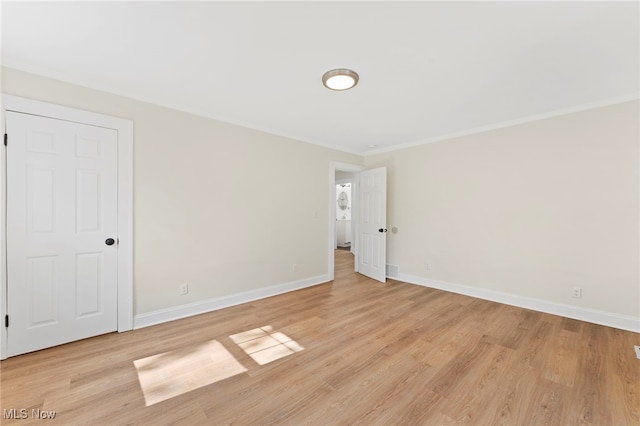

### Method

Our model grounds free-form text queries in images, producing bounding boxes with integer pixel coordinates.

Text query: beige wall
[335,170,354,181]
[2,66,637,325]
[1,67,362,315]
[366,100,639,318]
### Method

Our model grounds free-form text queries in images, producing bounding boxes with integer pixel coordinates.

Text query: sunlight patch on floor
[134,339,247,406]
[230,325,304,365]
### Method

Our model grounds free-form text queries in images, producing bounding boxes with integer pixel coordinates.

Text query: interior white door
[357,167,387,282]
[6,111,119,356]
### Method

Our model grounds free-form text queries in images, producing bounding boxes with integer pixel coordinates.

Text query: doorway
[1,95,134,359]
[335,180,352,251]
[328,162,363,281]
[329,162,388,283]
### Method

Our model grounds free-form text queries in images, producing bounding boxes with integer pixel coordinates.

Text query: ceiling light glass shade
[322,68,359,91]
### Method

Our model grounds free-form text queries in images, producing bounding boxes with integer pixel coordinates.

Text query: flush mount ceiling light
[322,68,359,91]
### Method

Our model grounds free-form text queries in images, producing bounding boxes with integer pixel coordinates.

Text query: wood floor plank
[1,249,638,425]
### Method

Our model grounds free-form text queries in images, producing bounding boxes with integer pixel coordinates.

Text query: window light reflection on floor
[134,339,247,406]
[230,325,304,365]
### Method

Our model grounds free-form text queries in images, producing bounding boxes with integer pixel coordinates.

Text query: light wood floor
[1,250,638,425]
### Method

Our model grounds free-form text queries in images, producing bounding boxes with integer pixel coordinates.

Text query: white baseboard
[133,271,639,333]
[133,274,330,329]
[396,273,640,333]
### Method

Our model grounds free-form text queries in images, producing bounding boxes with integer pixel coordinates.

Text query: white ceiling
[2,1,638,155]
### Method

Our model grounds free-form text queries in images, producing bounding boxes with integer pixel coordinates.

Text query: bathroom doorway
[336,180,352,251]
[328,162,363,280]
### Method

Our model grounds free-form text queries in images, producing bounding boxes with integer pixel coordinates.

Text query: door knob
[378,228,387,233]
[105,238,115,246]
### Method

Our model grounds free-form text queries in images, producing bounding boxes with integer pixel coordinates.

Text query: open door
[357,167,387,282]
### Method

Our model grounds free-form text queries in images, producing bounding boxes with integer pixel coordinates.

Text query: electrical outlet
[179,283,188,295]
[424,263,431,271]
[572,286,582,299]
[634,345,640,359]
[292,264,298,272]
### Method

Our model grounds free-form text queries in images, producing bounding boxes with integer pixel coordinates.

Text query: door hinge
[4,315,8,327]
[3,133,7,146]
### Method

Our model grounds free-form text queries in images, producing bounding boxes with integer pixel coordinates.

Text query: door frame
[328,162,363,281]
[1,94,134,359]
